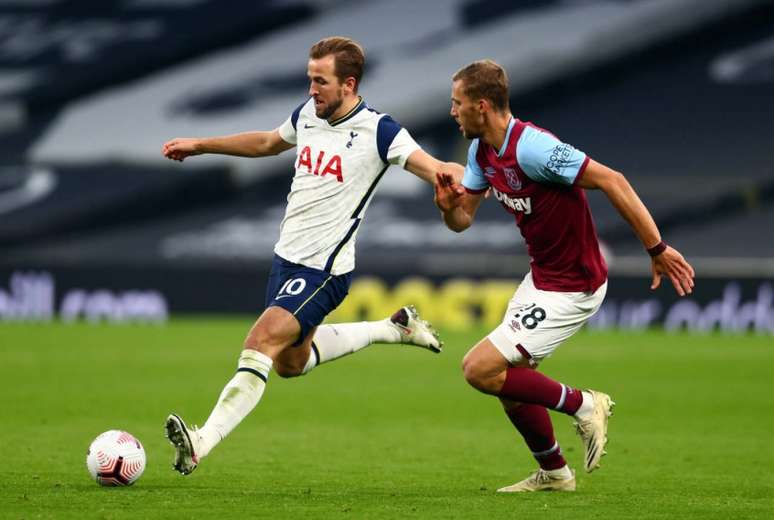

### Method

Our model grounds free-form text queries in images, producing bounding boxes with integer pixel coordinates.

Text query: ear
[343,76,357,94]
[477,98,488,114]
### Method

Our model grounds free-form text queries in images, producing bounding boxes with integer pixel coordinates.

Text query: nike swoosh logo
[275,294,295,300]
[304,124,315,129]
[394,323,413,335]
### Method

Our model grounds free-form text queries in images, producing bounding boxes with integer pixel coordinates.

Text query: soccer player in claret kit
[160,37,463,475]
[434,60,695,492]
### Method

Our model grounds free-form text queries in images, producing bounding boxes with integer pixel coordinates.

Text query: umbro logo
[304,123,315,129]
[484,167,496,177]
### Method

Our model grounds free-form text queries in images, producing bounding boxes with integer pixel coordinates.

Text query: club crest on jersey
[297,146,343,182]
[503,168,522,190]
[346,131,358,149]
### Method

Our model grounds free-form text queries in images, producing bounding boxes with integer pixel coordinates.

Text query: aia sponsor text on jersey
[297,146,343,182]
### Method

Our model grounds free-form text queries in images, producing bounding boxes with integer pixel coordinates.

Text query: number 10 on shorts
[277,278,307,298]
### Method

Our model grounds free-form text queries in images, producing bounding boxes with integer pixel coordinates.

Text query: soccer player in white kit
[160,37,462,475]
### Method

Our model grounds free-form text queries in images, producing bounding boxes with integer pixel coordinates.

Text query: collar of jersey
[497,116,517,158]
[327,97,366,127]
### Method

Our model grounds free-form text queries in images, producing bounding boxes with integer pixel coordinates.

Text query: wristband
[647,241,667,257]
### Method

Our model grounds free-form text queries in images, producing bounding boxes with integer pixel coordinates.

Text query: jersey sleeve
[516,125,589,185]
[461,140,489,193]
[377,115,420,167]
[277,100,307,145]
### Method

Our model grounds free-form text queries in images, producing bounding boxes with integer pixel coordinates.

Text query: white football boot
[573,390,615,473]
[497,468,576,492]
[165,413,201,475]
[389,305,443,353]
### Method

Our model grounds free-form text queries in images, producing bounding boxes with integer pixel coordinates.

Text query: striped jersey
[276,97,420,275]
[462,117,608,292]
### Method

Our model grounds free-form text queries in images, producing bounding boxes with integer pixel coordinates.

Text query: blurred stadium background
[2,0,773,333]
[3,1,774,518]
[1,0,773,333]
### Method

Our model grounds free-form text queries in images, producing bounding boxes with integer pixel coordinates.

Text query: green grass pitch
[2,320,773,519]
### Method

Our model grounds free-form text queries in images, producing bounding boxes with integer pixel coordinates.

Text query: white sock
[302,320,401,374]
[574,391,595,418]
[197,349,272,458]
[545,465,573,479]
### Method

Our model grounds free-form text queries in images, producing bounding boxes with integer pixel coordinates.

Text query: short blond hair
[453,59,510,112]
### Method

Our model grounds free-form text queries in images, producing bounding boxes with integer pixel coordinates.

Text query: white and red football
[86,430,146,486]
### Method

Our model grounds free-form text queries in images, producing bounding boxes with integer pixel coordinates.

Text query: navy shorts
[265,254,352,345]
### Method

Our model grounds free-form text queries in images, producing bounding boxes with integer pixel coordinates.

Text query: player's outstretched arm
[434,172,484,233]
[404,149,464,185]
[577,159,695,296]
[162,129,294,162]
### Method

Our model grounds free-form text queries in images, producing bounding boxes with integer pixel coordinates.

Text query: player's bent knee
[462,353,509,395]
[246,323,290,353]
[273,361,304,378]
[461,358,494,394]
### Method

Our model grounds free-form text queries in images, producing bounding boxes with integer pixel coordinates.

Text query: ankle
[574,391,595,419]
[544,465,572,479]
[196,424,220,459]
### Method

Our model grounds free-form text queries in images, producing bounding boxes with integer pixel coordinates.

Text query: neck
[329,95,361,122]
[481,112,513,150]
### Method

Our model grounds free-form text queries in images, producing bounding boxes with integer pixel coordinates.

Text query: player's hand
[434,172,465,212]
[650,245,695,297]
[162,138,202,162]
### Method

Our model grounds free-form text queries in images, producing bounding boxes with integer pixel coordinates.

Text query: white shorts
[488,271,607,366]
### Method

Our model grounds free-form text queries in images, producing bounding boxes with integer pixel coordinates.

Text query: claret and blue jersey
[462,118,608,293]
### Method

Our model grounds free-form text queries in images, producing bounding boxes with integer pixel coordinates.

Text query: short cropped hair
[309,36,365,91]
[453,60,510,112]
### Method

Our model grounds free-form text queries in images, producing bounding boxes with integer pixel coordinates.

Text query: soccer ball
[86,430,146,486]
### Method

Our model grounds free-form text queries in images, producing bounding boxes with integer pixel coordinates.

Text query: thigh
[245,306,303,358]
[265,256,351,345]
[463,338,516,378]
[488,273,606,364]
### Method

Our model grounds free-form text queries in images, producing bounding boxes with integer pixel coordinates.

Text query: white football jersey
[276,97,420,275]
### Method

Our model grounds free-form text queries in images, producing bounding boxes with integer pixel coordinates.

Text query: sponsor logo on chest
[492,187,532,215]
[296,146,343,182]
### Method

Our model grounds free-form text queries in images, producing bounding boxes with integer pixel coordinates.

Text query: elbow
[611,170,627,186]
[249,145,271,158]
[598,170,628,193]
[447,221,471,233]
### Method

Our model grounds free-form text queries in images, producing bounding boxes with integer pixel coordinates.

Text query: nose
[449,105,457,117]
[308,83,317,97]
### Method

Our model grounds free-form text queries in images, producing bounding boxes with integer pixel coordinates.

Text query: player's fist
[162,138,202,162]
